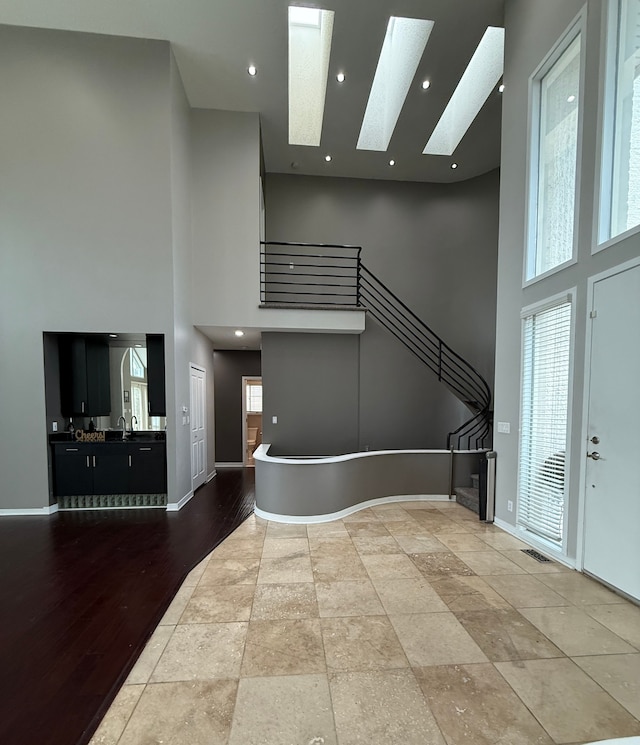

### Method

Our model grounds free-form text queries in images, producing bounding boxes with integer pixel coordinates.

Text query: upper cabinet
[59,336,111,417]
[146,334,166,417]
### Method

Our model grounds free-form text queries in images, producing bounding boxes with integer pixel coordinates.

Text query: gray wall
[264,171,499,450]
[214,351,262,464]
[495,0,640,560]
[0,25,192,509]
[261,333,360,456]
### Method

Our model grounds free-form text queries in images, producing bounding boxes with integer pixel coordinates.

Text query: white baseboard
[0,503,59,516]
[215,462,243,468]
[167,489,194,512]
[255,494,451,524]
[205,470,217,483]
[494,517,576,569]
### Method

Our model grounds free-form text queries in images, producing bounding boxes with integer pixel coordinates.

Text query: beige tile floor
[90,501,640,745]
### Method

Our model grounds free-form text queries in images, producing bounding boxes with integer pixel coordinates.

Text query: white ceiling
[0,0,505,184]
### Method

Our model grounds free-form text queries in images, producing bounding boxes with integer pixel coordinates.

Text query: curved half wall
[254,444,454,523]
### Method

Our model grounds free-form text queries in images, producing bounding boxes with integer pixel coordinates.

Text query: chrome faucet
[130,415,138,432]
[117,415,127,440]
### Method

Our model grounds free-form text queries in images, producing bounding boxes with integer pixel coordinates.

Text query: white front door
[583,262,640,600]
[190,364,206,491]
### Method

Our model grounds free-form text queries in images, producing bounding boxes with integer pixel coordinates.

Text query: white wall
[495,0,640,558]
[0,26,176,509]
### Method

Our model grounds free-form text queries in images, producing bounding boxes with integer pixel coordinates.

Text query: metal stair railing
[260,241,492,449]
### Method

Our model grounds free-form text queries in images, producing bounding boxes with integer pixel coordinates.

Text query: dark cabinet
[59,336,111,417]
[128,444,167,494]
[52,442,166,497]
[146,334,166,417]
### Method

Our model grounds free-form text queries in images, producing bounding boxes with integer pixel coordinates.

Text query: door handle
[590,436,600,444]
[587,451,601,460]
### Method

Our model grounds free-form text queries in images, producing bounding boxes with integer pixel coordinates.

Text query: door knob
[590,436,600,444]
[587,451,601,460]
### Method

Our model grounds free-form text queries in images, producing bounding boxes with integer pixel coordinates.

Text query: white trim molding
[166,489,194,512]
[0,503,59,517]
[205,470,217,483]
[215,462,244,468]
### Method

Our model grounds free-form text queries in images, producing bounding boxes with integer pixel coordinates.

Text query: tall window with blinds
[518,299,573,547]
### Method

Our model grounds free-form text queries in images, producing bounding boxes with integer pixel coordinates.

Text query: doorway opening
[242,377,262,467]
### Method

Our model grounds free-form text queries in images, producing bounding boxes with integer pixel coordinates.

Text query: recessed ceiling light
[288,6,335,146]
[247,64,257,76]
[421,80,431,90]
[423,26,505,156]
[325,154,332,162]
[109,334,118,338]
[451,163,458,169]
[357,17,435,151]
[499,83,505,93]
[234,330,245,337]
[567,94,576,103]
[389,159,395,166]
[336,72,346,83]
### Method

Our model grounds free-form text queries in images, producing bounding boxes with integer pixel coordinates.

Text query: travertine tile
[261,537,309,558]
[228,675,336,745]
[88,685,145,745]
[180,584,255,623]
[257,554,313,584]
[498,549,570,574]
[351,536,402,554]
[158,584,195,625]
[415,663,554,745]
[574,653,640,719]
[360,553,424,580]
[454,608,563,662]
[119,680,237,745]
[306,521,350,538]
[485,574,570,608]
[409,551,476,578]
[150,622,247,681]
[389,612,488,667]
[250,582,318,620]
[437,533,491,552]
[209,538,263,560]
[455,550,526,576]
[371,506,413,522]
[584,603,640,649]
[240,618,325,676]
[183,555,212,586]
[495,657,640,743]
[226,516,267,540]
[430,576,511,612]
[265,522,307,538]
[384,519,432,536]
[199,558,260,586]
[342,507,381,522]
[520,606,636,657]
[321,615,408,671]
[477,532,529,550]
[126,625,175,684]
[393,534,449,553]
[308,536,357,556]
[537,572,627,606]
[330,669,446,745]
[345,521,391,537]
[311,553,368,581]
[412,513,472,534]
[372,577,449,614]
[315,580,384,617]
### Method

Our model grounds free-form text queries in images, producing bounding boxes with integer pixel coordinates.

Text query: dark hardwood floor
[0,468,255,745]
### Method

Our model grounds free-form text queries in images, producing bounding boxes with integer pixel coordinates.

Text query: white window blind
[246,383,263,413]
[518,300,572,546]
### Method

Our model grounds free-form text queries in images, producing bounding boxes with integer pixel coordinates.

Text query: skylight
[288,6,335,146]
[357,16,434,151]
[423,26,505,156]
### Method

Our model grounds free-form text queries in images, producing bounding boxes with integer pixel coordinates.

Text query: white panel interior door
[583,262,640,600]
[190,365,207,491]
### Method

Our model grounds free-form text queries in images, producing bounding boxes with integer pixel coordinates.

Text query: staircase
[455,473,480,514]
[260,240,493,450]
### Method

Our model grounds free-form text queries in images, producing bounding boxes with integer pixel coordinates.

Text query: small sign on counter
[75,429,106,443]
